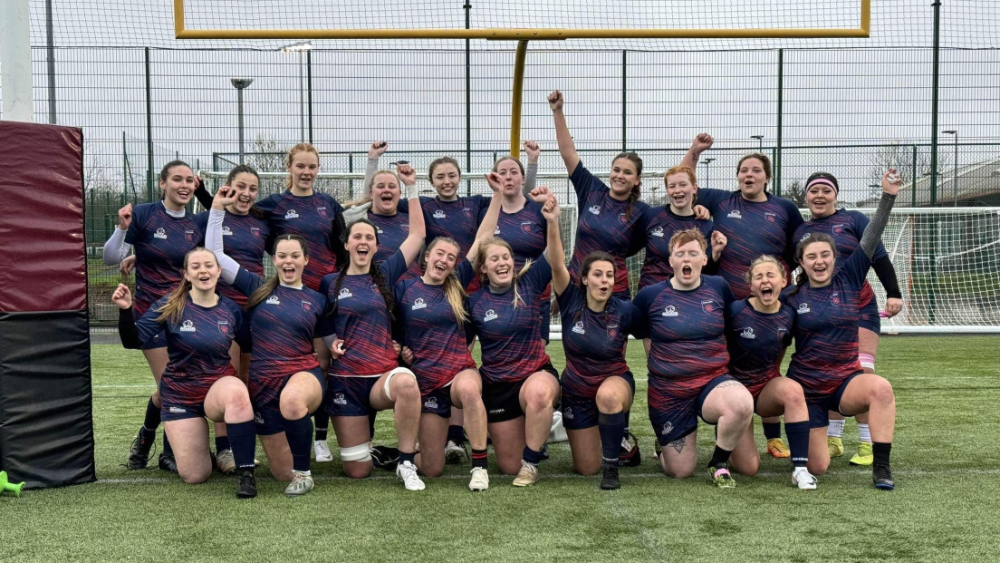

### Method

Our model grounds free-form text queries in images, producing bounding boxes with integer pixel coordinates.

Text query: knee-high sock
[143,398,161,432]
[599,412,626,467]
[762,421,782,441]
[284,415,314,472]
[314,411,329,442]
[228,421,257,470]
[785,421,810,468]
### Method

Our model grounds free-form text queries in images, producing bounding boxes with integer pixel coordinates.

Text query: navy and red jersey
[137,294,244,381]
[469,255,553,383]
[637,205,715,290]
[782,247,871,400]
[494,200,547,269]
[794,209,888,309]
[367,210,422,280]
[568,163,649,294]
[556,283,636,399]
[318,251,410,376]
[632,276,736,398]
[394,260,477,395]
[697,189,803,299]
[195,210,269,306]
[399,195,490,260]
[255,190,344,291]
[231,269,328,380]
[726,299,795,391]
[125,202,204,315]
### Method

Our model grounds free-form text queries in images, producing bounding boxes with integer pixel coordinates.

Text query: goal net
[201,169,1000,335]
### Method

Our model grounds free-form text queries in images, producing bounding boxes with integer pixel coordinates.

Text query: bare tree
[784,180,807,207]
[245,135,288,197]
[867,142,950,202]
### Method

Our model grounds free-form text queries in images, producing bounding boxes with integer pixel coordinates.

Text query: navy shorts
[649,374,736,446]
[326,375,381,418]
[160,373,237,422]
[806,372,864,429]
[251,367,326,436]
[561,371,636,430]
[858,297,881,334]
[482,362,559,423]
[421,385,453,418]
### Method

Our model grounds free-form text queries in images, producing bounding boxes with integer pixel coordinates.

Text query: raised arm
[206,187,242,284]
[548,90,581,173]
[395,163,426,265]
[523,140,540,194]
[541,193,570,296]
[681,133,714,172]
[102,204,133,265]
[468,173,505,264]
[364,141,388,192]
[860,170,901,258]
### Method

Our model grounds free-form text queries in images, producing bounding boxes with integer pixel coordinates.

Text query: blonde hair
[744,254,787,284]
[154,248,216,324]
[345,169,399,209]
[425,237,469,324]
[475,237,533,308]
[284,143,320,190]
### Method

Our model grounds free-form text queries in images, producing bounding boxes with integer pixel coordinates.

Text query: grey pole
[701,157,716,187]
[231,78,254,164]
[45,0,57,124]
[751,135,764,152]
[299,52,305,143]
[943,130,957,205]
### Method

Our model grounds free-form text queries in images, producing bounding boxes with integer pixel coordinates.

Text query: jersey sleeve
[569,161,606,200]
[456,258,476,287]
[695,188,730,216]
[848,210,888,261]
[254,192,284,214]
[323,192,344,215]
[123,204,146,245]
[555,282,583,321]
[381,250,410,285]
[629,285,657,339]
[840,245,873,290]
[231,267,265,297]
[523,254,553,293]
[135,297,168,348]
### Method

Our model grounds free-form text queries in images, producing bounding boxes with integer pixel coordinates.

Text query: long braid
[327,263,351,319]
[369,262,396,322]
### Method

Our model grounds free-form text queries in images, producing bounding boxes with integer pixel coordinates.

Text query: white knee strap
[384,367,416,401]
[340,443,372,462]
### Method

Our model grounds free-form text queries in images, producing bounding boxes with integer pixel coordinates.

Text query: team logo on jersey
[739,327,756,339]
[338,288,352,300]
[424,396,439,410]
[462,207,473,218]
[800,232,811,243]
[650,226,665,238]
[316,206,329,219]
[701,300,716,313]
[433,209,447,219]
[250,227,261,238]
[618,213,628,225]
[797,303,810,314]
[727,210,743,219]
[777,327,790,340]
[185,230,196,243]
[179,320,197,332]
[217,320,230,335]
[661,421,674,436]
[521,221,533,234]
[833,224,845,235]
[376,226,385,235]
[483,309,498,322]
[564,407,574,420]
[301,300,313,312]
[221,226,233,236]
[169,406,187,414]
[571,321,585,335]
[332,393,347,406]
[401,223,410,233]
[494,225,501,235]
[662,305,679,317]
[412,297,427,311]
[765,212,777,224]
[607,323,619,339]
[154,228,168,240]
[285,209,299,220]
[266,295,281,305]
[831,293,840,306]
[588,205,601,216]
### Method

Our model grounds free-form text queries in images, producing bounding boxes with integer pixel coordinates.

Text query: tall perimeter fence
[0,0,998,325]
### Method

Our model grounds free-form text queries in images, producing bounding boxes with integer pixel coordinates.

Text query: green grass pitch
[2,336,1000,563]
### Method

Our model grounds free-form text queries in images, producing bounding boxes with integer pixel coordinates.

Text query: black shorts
[482,362,559,423]
[807,372,864,429]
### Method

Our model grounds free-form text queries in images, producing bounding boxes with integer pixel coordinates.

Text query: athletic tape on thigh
[384,367,416,401]
[858,353,876,371]
[340,443,371,462]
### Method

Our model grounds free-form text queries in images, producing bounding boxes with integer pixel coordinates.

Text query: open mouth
[197,274,211,282]
[813,264,828,275]
[357,246,369,259]
[761,286,774,299]
[598,287,609,296]
[681,265,693,276]
[432,262,448,275]
[379,194,394,203]
[237,196,252,205]
[281,266,296,276]
[495,265,510,277]
[672,194,687,204]
[176,189,191,199]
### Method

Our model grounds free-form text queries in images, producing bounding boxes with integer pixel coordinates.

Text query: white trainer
[469,467,489,492]
[512,460,540,487]
[445,440,469,464]
[792,467,818,490]
[285,470,314,496]
[215,448,236,474]
[546,410,568,444]
[314,440,333,463]
[396,461,426,491]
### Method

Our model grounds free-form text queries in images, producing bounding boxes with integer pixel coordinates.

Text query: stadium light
[281,42,312,143]
[701,157,716,187]
[751,135,764,151]
[230,78,254,164]
[942,130,958,206]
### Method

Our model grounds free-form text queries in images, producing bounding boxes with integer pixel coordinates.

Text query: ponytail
[154,278,192,324]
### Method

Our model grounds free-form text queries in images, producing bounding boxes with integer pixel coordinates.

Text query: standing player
[469,195,563,487]
[103,160,203,473]
[638,165,721,290]
[632,229,754,488]
[206,188,331,497]
[725,256,817,490]
[394,179,503,490]
[691,138,804,459]
[111,249,258,498]
[795,172,904,465]
[318,163,428,491]
[782,170,901,490]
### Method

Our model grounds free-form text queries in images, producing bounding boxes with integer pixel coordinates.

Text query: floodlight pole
[942,130,958,206]
[751,135,764,152]
[701,158,716,187]
[231,78,254,164]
